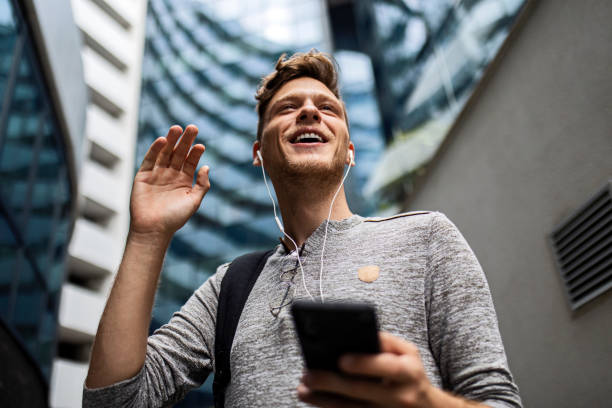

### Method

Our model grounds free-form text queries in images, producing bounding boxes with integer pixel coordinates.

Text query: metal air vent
[549,180,612,310]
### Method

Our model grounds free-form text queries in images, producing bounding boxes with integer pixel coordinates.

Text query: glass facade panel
[27,120,69,279]
[328,0,528,209]
[0,52,44,223]
[0,0,18,103]
[0,0,75,382]
[14,255,45,352]
[0,213,17,320]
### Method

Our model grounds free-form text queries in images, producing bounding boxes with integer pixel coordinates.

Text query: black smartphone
[291,300,380,372]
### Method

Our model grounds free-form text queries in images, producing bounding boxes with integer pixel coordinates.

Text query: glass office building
[328,0,528,208]
[0,0,77,402]
[139,0,384,404]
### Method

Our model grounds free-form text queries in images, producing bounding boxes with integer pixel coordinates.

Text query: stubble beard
[272,151,346,197]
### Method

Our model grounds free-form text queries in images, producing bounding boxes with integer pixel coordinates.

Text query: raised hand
[129,125,210,238]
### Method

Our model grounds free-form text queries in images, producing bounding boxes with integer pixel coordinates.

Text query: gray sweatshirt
[83,211,522,407]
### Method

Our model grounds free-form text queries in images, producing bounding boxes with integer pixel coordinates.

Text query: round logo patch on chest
[358,265,380,283]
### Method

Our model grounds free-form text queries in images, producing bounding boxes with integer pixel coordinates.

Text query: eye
[279,103,296,112]
[320,104,334,111]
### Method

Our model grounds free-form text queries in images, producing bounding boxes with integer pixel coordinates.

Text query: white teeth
[294,133,323,143]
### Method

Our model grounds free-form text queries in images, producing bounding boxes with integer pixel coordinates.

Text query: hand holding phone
[291,300,380,372]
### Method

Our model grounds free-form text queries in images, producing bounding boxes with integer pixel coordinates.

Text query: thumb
[192,165,211,199]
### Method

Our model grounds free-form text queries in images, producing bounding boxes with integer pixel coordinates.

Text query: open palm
[130,125,210,237]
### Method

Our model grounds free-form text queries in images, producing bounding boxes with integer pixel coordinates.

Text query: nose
[297,103,320,123]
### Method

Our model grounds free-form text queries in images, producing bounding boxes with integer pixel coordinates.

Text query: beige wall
[406,1,612,406]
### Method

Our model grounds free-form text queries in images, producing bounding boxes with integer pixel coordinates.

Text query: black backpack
[212,249,275,408]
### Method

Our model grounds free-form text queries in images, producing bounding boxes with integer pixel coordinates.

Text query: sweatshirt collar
[277,214,364,255]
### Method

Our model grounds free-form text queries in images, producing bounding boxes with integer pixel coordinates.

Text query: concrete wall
[406,1,612,407]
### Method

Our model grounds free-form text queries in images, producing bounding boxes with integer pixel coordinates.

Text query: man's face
[254,77,354,182]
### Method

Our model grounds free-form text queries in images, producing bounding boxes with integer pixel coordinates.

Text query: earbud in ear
[348,150,354,165]
[256,150,263,163]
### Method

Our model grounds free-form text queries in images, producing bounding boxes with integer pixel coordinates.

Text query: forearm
[85,231,171,388]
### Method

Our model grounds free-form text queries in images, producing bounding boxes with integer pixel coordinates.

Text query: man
[83,51,521,407]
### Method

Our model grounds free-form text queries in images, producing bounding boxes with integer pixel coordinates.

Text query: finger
[139,137,167,172]
[182,144,205,178]
[338,333,420,382]
[301,370,393,404]
[297,384,370,408]
[156,125,183,167]
[192,165,210,199]
[169,124,198,170]
[339,352,420,383]
[379,332,419,355]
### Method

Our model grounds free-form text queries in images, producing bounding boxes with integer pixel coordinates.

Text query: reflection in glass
[0,0,74,382]
[38,306,57,378]
[26,120,61,270]
[0,52,42,223]
[347,0,529,210]
[0,213,17,321]
[13,255,45,360]
[0,0,17,105]
[46,171,71,294]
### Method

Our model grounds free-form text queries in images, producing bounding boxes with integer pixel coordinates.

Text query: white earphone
[256,148,353,302]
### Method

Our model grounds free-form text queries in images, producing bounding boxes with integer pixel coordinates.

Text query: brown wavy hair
[254,50,348,141]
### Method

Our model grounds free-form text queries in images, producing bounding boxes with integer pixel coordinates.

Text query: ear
[346,142,355,166]
[252,140,262,166]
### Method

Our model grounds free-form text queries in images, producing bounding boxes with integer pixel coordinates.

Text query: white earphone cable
[318,159,352,303]
[257,150,353,303]
[258,150,315,301]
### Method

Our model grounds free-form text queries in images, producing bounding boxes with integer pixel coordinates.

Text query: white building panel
[58,283,106,340]
[81,160,123,213]
[72,0,131,67]
[49,359,88,408]
[82,46,128,114]
[68,218,121,276]
[93,0,137,28]
[86,104,128,162]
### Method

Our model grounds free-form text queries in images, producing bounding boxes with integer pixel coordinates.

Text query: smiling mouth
[291,132,325,144]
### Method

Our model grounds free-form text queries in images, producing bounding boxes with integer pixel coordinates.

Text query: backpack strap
[213,249,275,408]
